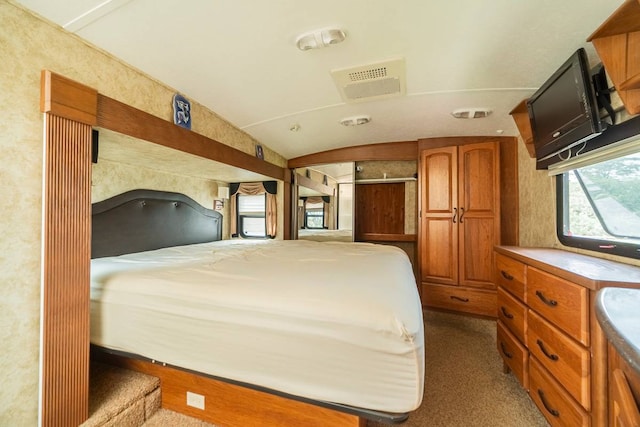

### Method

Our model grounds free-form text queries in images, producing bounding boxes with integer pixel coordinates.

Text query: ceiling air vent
[331,58,406,103]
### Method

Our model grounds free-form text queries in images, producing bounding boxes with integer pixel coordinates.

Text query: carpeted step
[81,361,161,427]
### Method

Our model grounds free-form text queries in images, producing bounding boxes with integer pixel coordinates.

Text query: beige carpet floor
[144,310,549,426]
[368,310,549,427]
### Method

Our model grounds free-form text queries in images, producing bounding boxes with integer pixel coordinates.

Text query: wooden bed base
[94,350,367,427]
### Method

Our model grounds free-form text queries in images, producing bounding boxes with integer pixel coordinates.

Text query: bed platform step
[94,350,367,427]
[81,361,161,427]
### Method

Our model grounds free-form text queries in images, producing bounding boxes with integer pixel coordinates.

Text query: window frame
[304,208,325,229]
[556,174,640,259]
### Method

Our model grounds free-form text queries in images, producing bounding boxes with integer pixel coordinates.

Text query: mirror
[293,162,354,242]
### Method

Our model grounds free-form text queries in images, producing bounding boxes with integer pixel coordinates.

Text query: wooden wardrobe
[418,139,503,317]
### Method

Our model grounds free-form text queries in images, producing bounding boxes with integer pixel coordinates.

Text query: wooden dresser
[495,246,640,426]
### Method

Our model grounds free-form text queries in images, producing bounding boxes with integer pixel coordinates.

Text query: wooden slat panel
[40,114,92,426]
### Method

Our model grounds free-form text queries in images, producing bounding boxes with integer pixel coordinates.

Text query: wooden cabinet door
[420,146,458,285]
[458,142,500,289]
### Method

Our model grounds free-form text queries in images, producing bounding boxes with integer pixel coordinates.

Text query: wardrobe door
[420,146,458,286]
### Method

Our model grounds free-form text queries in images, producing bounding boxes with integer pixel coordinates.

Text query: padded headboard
[92,189,223,258]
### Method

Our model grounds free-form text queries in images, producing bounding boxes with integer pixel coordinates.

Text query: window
[557,150,640,258]
[304,201,324,229]
[237,194,266,238]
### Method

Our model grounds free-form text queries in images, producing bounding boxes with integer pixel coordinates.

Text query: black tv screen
[527,48,602,164]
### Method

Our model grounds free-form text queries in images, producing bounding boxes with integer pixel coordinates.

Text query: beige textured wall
[516,139,557,247]
[0,2,282,423]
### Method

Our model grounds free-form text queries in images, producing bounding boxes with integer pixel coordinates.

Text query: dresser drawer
[422,284,496,317]
[495,253,526,301]
[529,357,590,427]
[497,320,528,389]
[527,267,589,346]
[527,310,591,410]
[497,287,527,343]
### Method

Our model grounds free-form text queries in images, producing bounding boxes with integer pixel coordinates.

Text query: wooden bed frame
[91,189,408,426]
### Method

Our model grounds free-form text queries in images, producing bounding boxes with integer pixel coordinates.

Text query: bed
[297,228,353,242]
[90,189,424,426]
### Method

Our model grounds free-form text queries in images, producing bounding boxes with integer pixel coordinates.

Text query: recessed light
[340,115,371,126]
[296,28,346,51]
[451,108,492,119]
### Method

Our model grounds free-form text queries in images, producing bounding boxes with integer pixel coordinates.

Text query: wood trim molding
[296,173,334,196]
[96,94,286,181]
[40,113,92,426]
[40,70,97,125]
[418,136,517,151]
[288,140,418,168]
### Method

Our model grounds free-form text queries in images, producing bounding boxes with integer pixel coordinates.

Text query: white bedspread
[90,239,424,413]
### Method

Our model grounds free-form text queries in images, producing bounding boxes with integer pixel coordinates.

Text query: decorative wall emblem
[173,93,191,129]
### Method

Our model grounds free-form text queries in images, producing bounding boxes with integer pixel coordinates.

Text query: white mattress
[297,228,353,242]
[90,239,424,413]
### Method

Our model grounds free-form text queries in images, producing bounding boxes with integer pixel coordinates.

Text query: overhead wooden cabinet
[419,141,500,317]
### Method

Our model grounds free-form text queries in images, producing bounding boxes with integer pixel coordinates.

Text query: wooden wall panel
[40,114,92,426]
[355,183,405,238]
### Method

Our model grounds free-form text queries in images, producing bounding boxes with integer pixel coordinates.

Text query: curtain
[230,181,277,238]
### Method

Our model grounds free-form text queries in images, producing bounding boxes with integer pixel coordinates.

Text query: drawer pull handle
[536,339,559,361]
[535,290,558,307]
[500,270,514,281]
[537,389,560,417]
[500,306,514,319]
[450,296,469,303]
[500,342,513,359]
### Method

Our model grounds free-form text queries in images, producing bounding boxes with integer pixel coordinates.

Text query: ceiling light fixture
[296,28,346,51]
[451,108,493,119]
[340,115,371,126]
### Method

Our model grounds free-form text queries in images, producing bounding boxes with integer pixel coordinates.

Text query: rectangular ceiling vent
[331,58,406,103]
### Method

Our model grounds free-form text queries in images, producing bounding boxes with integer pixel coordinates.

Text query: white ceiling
[18,0,624,160]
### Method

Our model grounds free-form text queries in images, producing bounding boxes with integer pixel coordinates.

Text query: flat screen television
[527,48,603,165]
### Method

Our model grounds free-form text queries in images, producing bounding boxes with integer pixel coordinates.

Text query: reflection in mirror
[294,162,354,242]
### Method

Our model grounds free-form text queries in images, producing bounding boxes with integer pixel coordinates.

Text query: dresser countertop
[596,287,640,375]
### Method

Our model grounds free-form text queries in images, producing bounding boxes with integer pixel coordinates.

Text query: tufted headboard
[91,189,223,258]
